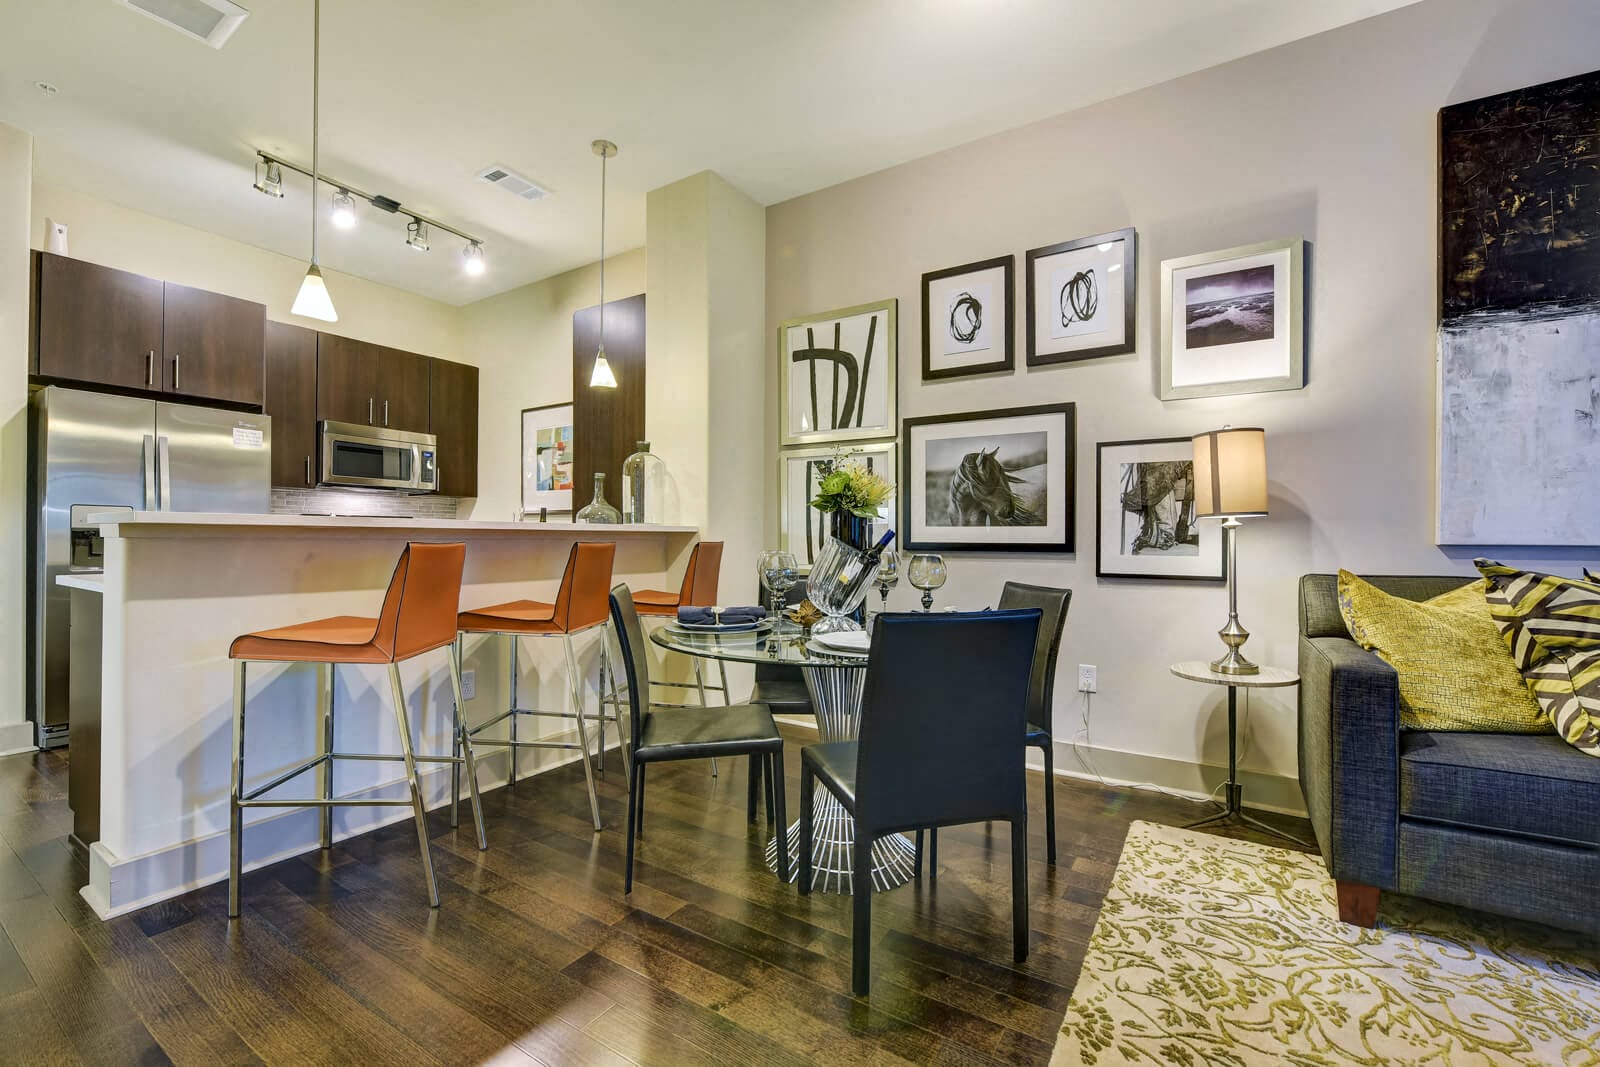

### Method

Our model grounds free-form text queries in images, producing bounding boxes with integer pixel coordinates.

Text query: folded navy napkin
[677,605,767,625]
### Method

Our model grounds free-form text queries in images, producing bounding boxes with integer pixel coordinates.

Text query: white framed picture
[1025,228,1137,366]
[778,442,897,570]
[1160,238,1305,400]
[778,299,897,446]
[1095,437,1225,581]
[521,402,574,513]
[921,255,1014,380]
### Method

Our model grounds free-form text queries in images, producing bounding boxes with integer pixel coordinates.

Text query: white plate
[813,631,871,652]
[667,618,771,634]
[807,639,868,659]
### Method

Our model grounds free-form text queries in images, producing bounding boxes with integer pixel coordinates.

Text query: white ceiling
[0,0,1420,306]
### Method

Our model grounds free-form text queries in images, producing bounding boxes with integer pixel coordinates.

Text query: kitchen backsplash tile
[271,488,462,519]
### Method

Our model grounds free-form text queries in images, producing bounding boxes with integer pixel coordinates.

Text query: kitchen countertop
[90,511,699,537]
[55,572,106,593]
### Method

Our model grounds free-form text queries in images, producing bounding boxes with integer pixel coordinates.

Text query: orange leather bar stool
[629,540,730,710]
[227,542,485,918]
[456,540,616,831]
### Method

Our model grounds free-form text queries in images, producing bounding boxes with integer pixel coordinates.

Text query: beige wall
[457,248,646,521]
[31,181,462,358]
[765,0,1600,806]
[0,125,33,753]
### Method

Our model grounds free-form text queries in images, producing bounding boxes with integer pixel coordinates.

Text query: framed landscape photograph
[1096,437,1225,581]
[778,442,897,570]
[779,299,898,446]
[1160,238,1305,400]
[901,403,1075,552]
[1025,227,1136,367]
[521,402,574,514]
[921,255,1014,380]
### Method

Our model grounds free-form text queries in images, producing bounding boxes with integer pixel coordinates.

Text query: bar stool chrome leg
[449,637,461,830]
[387,664,440,908]
[447,642,487,850]
[508,637,520,787]
[228,661,247,918]
[564,634,604,831]
[694,659,717,778]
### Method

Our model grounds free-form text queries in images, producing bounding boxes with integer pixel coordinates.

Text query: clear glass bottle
[620,441,668,525]
[575,472,621,524]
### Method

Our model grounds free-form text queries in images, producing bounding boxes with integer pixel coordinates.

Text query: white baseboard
[0,721,37,757]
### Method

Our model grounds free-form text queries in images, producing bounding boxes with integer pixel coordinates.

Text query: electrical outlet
[460,669,476,701]
[1078,664,1098,693]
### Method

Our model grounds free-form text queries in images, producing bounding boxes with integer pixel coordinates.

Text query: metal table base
[1182,683,1312,848]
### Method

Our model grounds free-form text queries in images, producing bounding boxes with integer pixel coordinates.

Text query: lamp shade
[1192,426,1267,518]
[589,348,618,389]
[291,264,338,323]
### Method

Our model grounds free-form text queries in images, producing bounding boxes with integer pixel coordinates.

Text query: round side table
[1170,661,1309,846]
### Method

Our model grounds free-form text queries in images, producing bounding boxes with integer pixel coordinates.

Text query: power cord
[1067,688,1251,807]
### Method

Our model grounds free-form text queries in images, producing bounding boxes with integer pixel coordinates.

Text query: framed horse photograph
[901,402,1075,552]
[1095,437,1225,580]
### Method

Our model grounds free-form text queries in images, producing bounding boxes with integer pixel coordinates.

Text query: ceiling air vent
[114,0,249,49]
[477,164,550,202]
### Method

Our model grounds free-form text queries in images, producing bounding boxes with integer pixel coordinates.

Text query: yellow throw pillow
[1337,571,1548,733]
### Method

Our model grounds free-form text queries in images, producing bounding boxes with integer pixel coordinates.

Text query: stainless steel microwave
[320,421,438,492]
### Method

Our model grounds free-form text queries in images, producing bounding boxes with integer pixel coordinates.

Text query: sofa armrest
[1298,634,1400,889]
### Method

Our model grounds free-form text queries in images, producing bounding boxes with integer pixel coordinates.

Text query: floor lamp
[1192,426,1268,675]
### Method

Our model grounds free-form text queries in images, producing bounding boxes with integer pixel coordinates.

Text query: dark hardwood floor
[0,731,1313,1066]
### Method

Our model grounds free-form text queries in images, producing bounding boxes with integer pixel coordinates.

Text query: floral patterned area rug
[1052,822,1600,1066]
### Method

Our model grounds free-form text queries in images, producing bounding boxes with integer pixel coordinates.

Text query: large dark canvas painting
[1436,69,1600,546]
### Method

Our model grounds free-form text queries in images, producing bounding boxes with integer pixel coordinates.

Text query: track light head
[462,241,486,276]
[253,159,284,198]
[406,218,430,252]
[330,188,357,229]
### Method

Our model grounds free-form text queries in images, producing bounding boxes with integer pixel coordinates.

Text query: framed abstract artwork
[1095,437,1225,581]
[921,255,1014,381]
[1159,238,1305,400]
[778,299,898,446]
[778,442,897,570]
[901,402,1075,553]
[521,402,574,513]
[1025,227,1136,367]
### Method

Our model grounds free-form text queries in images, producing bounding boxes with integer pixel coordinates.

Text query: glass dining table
[649,620,917,894]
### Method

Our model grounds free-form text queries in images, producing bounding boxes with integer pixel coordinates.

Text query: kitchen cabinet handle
[145,351,154,388]
[368,397,374,425]
[305,455,312,486]
[174,353,181,391]
[384,400,389,427]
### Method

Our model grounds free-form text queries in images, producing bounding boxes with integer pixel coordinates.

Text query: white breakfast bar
[76,512,697,918]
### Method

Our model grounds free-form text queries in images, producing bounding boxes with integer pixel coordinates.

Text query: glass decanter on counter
[621,441,669,524]
[575,472,621,524]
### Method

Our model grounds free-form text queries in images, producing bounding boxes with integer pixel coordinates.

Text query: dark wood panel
[161,282,266,406]
[376,345,431,433]
[264,321,319,488]
[316,333,378,427]
[34,252,163,390]
[572,293,646,514]
[429,358,478,497]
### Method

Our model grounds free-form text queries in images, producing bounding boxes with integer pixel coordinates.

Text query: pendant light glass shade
[590,347,617,388]
[292,264,338,322]
[589,139,619,389]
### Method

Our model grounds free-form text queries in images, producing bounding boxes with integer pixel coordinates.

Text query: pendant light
[291,0,338,322]
[589,139,619,389]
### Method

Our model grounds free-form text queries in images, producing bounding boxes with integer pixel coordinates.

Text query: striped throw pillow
[1475,560,1600,757]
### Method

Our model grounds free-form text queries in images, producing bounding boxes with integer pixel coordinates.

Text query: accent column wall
[0,124,32,754]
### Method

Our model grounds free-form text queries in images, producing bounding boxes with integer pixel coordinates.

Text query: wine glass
[759,550,798,622]
[906,553,948,612]
[872,548,900,616]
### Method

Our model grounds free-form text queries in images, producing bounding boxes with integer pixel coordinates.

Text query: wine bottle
[833,529,896,589]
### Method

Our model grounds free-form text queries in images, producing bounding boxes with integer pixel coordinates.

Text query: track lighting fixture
[253,159,284,198]
[330,188,356,229]
[406,218,430,252]
[462,241,486,276]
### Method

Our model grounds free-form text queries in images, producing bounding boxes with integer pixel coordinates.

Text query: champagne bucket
[809,537,880,635]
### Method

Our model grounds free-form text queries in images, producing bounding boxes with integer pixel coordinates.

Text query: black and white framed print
[921,255,1014,381]
[1025,227,1136,367]
[778,442,897,570]
[1160,238,1305,400]
[779,299,897,446]
[901,403,1075,552]
[1095,437,1225,581]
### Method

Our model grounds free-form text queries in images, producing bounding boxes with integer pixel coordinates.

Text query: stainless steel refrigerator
[29,386,272,748]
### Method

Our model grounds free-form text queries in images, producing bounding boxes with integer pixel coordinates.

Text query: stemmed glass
[906,553,947,612]
[758,549,799,623]
[872,548,900,617]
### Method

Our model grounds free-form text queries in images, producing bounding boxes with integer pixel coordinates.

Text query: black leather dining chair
[920,581,1071,872]
[799,609,1040,996]
[609,585,790,893]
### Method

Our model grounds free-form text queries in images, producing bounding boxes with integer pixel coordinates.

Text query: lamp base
[1210,648,1260,676]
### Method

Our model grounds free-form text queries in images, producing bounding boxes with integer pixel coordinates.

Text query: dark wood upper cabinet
[429,358,478,498]
[378,346,431,433]
[264,321,318,488]
[34,253,163,390]
[315,333,377,426]
[161,282,265,406]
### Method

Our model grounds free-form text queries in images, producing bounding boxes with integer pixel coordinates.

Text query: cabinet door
[35,253,163,390]
[162,282,266,406]
[316,333,378,426]
[264,321,318,488]
[429,358,478,497]
[375,345,432,432]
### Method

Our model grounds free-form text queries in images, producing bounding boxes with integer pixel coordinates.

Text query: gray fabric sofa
[1298,574,1600,935]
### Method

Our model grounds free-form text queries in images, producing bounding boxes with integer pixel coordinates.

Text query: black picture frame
[1025,227,1137,367]
[1095,437,1226,582]
[920,254,1015,381]
[901,402,1076,553]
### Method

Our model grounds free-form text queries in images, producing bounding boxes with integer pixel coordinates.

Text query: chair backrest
[551,541,617,632]
[678,541,724,607]
[997,581,1071,733]
[754,578,809,683]
[854,610,1040,834]
[608,585,652,751]
[372,541,467,662]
